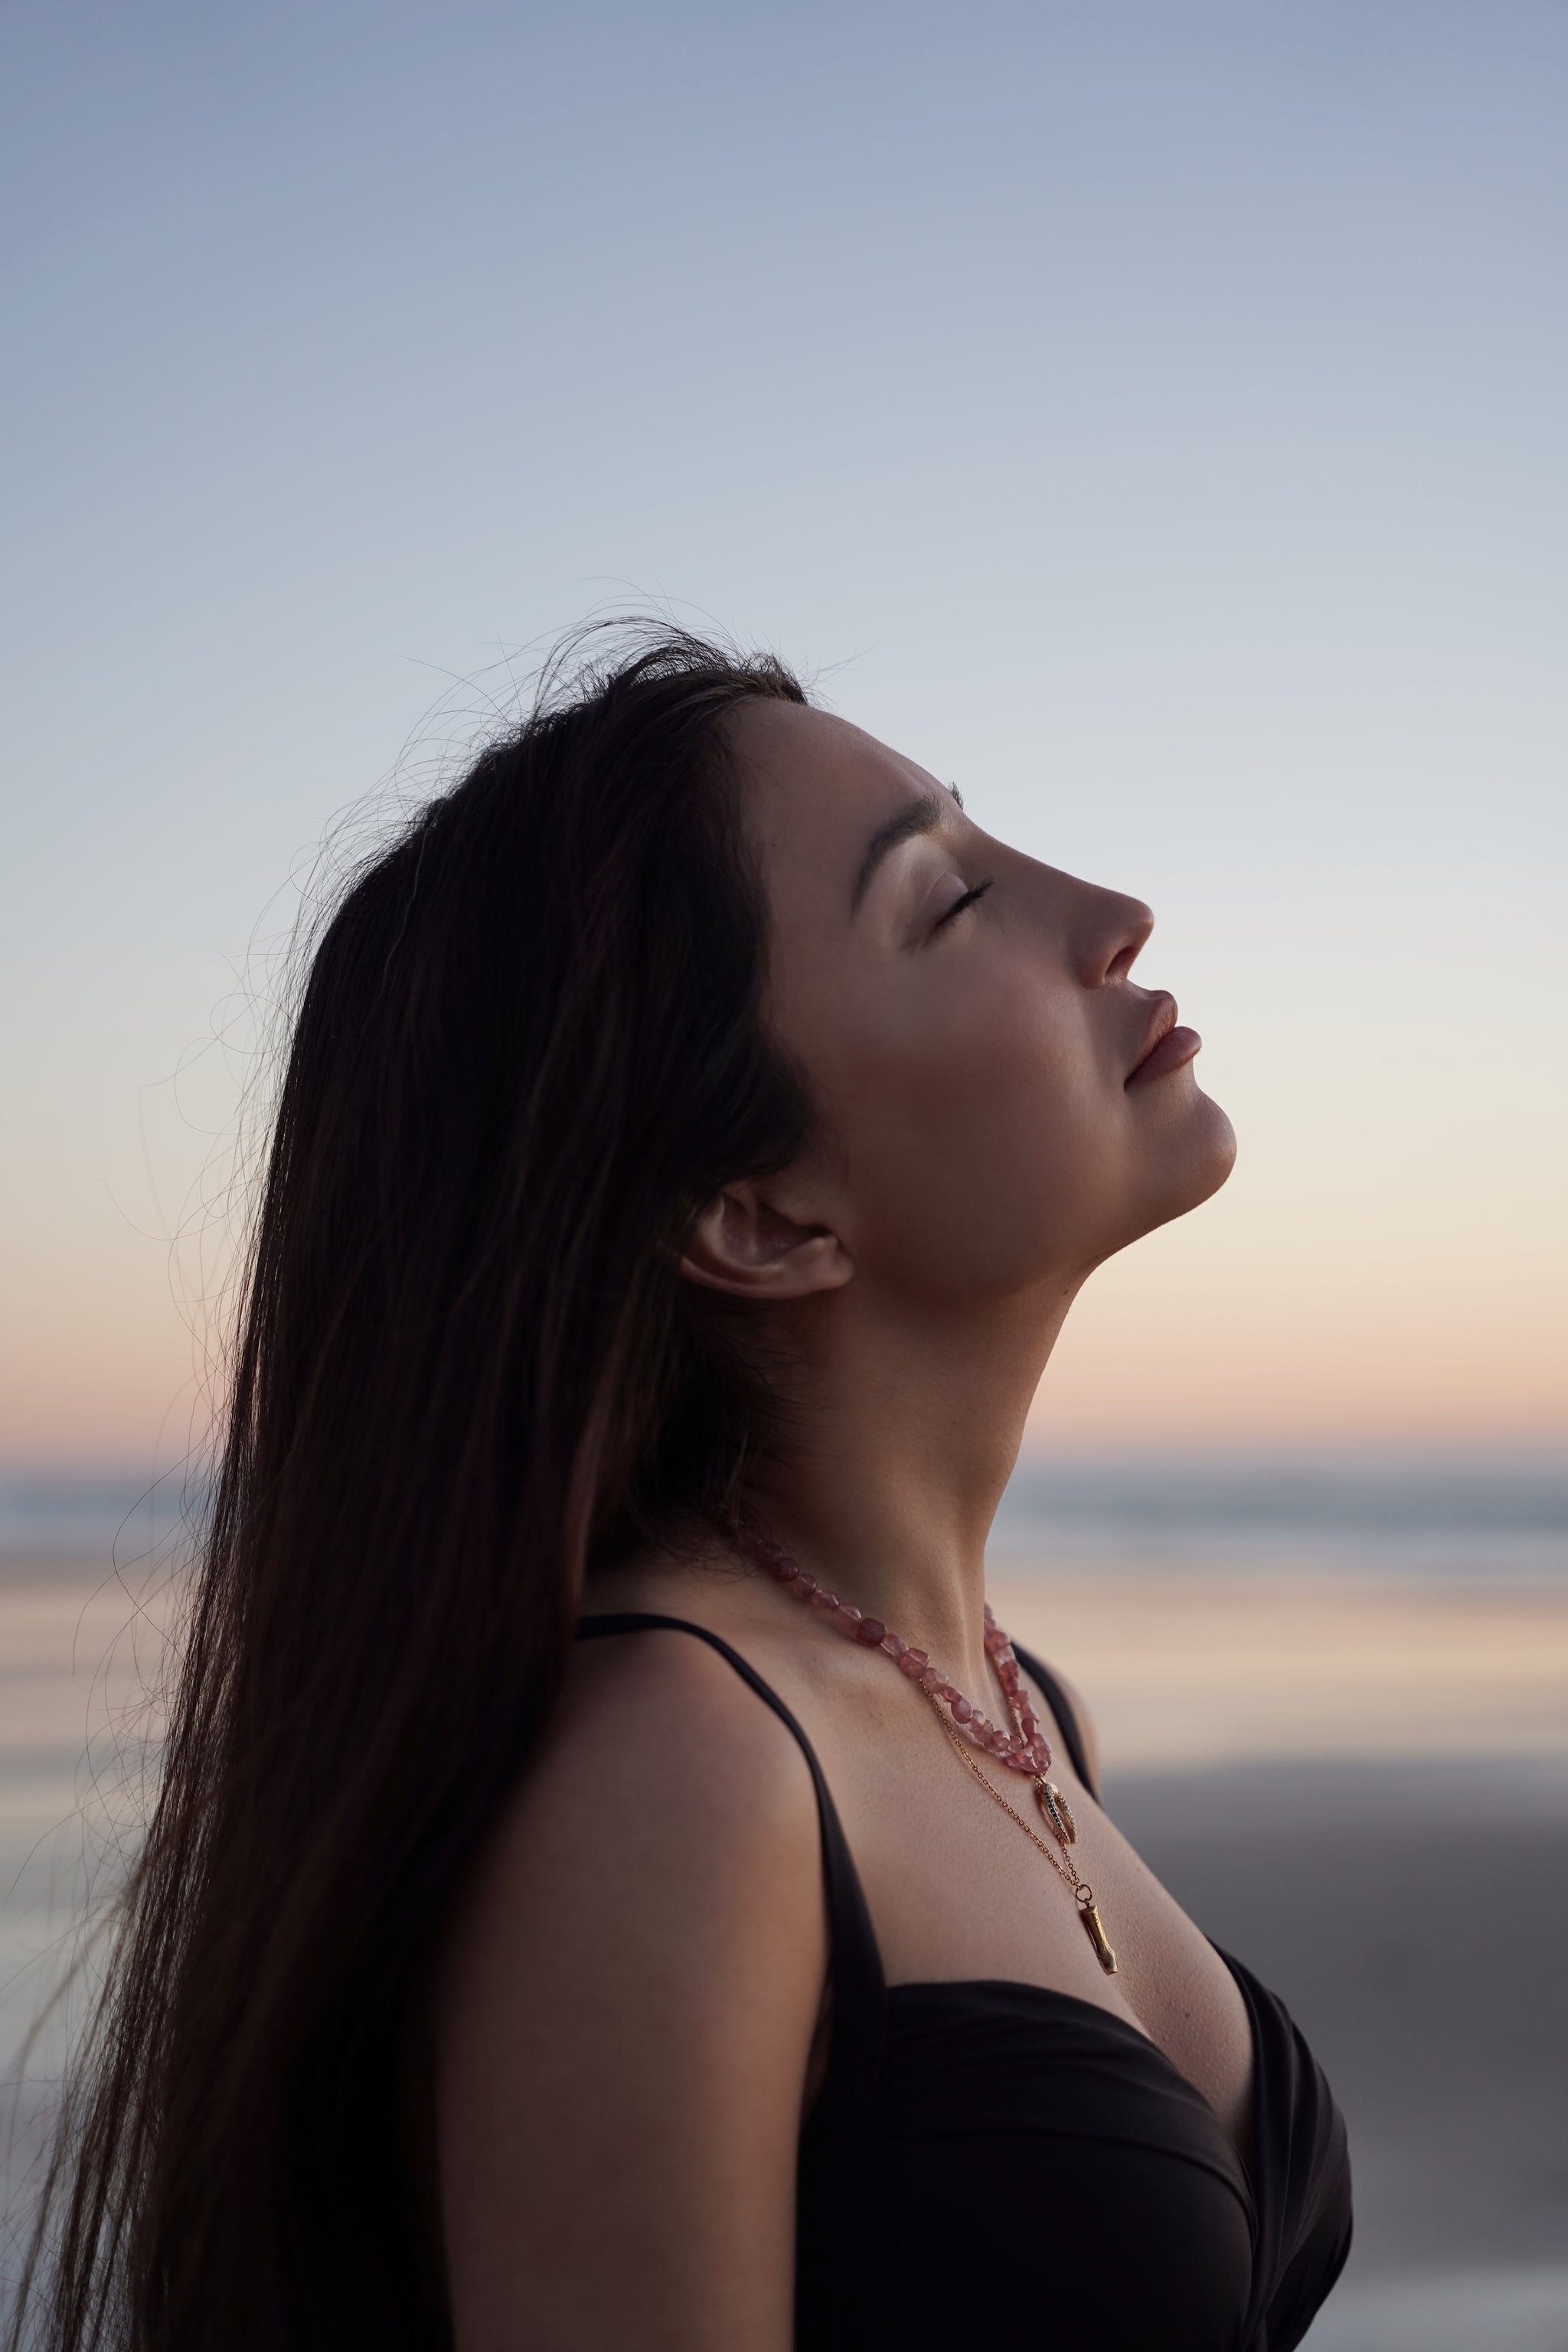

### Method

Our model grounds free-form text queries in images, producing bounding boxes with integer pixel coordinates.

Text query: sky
[2,0,1565,1473]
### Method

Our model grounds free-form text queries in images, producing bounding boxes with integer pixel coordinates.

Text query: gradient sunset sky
[2,0,1565,1471]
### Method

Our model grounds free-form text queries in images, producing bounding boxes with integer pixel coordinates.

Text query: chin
[1186,1085,1237,1206]
[1135,1083,1237,1239]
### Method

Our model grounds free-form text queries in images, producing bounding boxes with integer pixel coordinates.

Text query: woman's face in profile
[729,699,1236,1307]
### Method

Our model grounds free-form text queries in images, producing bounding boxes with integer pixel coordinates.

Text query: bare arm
[432,1630,827,2350]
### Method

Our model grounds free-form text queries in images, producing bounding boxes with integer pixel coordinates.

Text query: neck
[740,1274,1079,1692]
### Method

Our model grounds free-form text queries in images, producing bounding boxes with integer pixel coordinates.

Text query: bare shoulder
[431,1622,825,2349]
[437,1619,825,2028]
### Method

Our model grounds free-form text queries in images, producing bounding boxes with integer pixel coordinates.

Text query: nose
[1073,883,1154,988]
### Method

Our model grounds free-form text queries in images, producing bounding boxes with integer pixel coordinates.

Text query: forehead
[724,700,938,896]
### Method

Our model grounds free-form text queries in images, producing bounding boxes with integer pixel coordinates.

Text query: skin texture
[433,704,1243,2350]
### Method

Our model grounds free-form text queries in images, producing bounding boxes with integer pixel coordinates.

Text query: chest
[803,1673,1256,2160]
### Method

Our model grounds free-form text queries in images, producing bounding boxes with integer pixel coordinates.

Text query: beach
[4,1555,1567,2348]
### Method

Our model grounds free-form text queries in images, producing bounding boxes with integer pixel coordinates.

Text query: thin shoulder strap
[576,1612,886,2127]
[1011,1638,1101,1801]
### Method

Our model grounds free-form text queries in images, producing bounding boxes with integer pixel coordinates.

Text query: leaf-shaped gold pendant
[1035,1779,1077,1846]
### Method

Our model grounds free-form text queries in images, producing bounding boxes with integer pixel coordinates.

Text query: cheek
[811,976,1125,1294]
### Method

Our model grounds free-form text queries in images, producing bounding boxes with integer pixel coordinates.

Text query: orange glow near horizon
[4,1174,1563,1472]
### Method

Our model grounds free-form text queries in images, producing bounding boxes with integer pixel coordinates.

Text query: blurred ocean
[990,1449,1568,1583]
[0,1472,197,1573]
[6,1449,1568,1579]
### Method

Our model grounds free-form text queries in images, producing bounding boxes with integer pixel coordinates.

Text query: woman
[24,627,1351,2351]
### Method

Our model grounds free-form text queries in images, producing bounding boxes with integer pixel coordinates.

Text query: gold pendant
[1035,1779,1076,1846]
[1079,1901,1118,1975]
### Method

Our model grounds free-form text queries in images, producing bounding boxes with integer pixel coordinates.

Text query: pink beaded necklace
[734,1523,1119,1975]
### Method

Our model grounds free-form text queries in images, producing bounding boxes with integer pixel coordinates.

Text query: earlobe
[679,1185,854,1302]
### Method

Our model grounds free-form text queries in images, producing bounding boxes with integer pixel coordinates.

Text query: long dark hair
[18,626,812,2350]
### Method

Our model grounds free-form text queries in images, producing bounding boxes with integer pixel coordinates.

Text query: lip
[1125,992,1202,1087]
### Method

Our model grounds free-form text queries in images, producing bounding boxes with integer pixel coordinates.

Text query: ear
[680,1182,854,1302]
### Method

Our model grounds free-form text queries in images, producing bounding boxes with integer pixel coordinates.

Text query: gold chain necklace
[733,1519,1119,1975]
[925,1688,1118,1974]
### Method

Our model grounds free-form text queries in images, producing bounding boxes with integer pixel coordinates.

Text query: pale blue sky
[3,0,1565,1465]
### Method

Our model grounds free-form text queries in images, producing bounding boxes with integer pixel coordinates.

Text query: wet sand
[988,1568,1568,1768]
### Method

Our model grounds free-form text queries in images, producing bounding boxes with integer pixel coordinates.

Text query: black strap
[1011,1639,1100,1801]
[575,1613,887,2132]
[571,1613,1098,2130]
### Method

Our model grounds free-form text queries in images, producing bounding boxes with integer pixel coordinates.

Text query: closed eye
[933,877,994,932]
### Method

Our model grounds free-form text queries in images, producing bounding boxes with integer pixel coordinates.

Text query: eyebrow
[850,790,947,916]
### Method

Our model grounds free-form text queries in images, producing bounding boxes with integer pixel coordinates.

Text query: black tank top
[579,1612,1353,2352]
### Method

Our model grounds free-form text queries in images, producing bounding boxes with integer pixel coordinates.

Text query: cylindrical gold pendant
[1079,1901,1118,1975]
[1035,1780,1076,1846]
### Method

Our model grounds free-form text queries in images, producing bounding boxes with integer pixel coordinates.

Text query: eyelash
[934,877,994,930]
